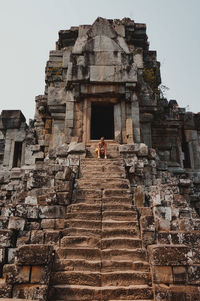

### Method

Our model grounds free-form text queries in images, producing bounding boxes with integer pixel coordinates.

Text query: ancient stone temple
[0,17,200,301]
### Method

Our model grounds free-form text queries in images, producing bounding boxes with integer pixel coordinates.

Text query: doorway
[13,142,22,168]
[90,103,114,140]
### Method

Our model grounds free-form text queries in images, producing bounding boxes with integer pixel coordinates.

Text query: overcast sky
[0,0,199,121]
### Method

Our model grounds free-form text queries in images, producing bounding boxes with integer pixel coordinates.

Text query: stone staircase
[48,158,153,301]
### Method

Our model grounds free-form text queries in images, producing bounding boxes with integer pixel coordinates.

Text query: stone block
[90,65,137,83]
[4,264,30,284]
[142,231,155,247]
[31,266,49,284]
[55,144,68,157]
[30,145,41,152]
[25,196,37,205]
[0,229,14,247]
[67,142,85,153]
[8,217,25,231]
[134,186,145,207]
[148,245,189,266]
[41,219,55,229]
[153,266,173,284]
[16,231,31,247]
[17,245,53,265]
[27,206,39,219]
[48,87,66,106]
[13,284,48,301]
[173,266,187,284]
[1,110,26,129]
[8,248,17,264]
[39,206,66,219]
[0,248,5,264]
[0,282,12,298]
[44,231,60,245]
[55,219,65,229]
[63,50,71,68]
[191,247,200,264]
[113,23,125,37]
[90,51,123,66]
[140,215,155,231]
[188,266,200,284]
[30,231,44,244]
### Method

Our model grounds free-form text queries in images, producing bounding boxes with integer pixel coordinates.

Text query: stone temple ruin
[0,17,200,301]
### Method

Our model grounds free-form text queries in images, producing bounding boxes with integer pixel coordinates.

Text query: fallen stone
[67,142,85,153]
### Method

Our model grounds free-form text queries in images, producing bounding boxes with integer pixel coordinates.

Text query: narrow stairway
[49,158,153,301]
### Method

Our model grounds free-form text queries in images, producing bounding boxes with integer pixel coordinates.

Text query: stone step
[103,189,131,197]
[101,271,152,286]
[80,165,125,173]
[72,198,101,205]
[56,248,101,260]
[81,158,123,164]
[66,211,101,221]
[61,236,100,248]
[62,227,101,237]
[102,248,147,261]
[51,271,101,286]
[101,260,150,272]
[52,259,150,273]
[102,221,138,229]
[67,203,101,213]
[75,189,102,199]
[49,284,153,300]
[65,220,138,230]
[102,196,133,204]
[65,220,101,230]
[102,211,137,221]
[53,259,101,272]
[51,271,151,286]
[101,238,142,249]
[76,179,130,190]
[102,203,133,211]
[102,228,139,238]
[80,171,126,178]
[67,202,134,212]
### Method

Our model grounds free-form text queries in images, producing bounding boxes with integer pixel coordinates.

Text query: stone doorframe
[82,98,122,144]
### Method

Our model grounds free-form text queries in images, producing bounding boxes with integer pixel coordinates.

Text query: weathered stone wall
[120,144,200,300]
[0,144,86,300]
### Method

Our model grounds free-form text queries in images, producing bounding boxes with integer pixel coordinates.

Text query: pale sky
[0,0,199,121]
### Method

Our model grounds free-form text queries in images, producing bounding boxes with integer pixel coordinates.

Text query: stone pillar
[141,123,152,147]
[121,100,127,144]
[114,103,122,143]
[65,91,75,143]
[185,130,200,169]
[82,99,91,143]
[131,92,141,143]
[126,119,134,143]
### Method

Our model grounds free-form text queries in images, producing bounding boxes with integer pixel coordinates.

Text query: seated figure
[95,137,107,159]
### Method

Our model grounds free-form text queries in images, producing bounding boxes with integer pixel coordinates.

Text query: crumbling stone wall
[0,143,86,299]
[120,144,200,300]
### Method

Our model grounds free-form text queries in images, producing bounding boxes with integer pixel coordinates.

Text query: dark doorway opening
[182,130,191,168]
[13,142,22,168]
[91,103,114,140]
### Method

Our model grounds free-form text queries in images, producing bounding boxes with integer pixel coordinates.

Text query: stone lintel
[0,111,26,130]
